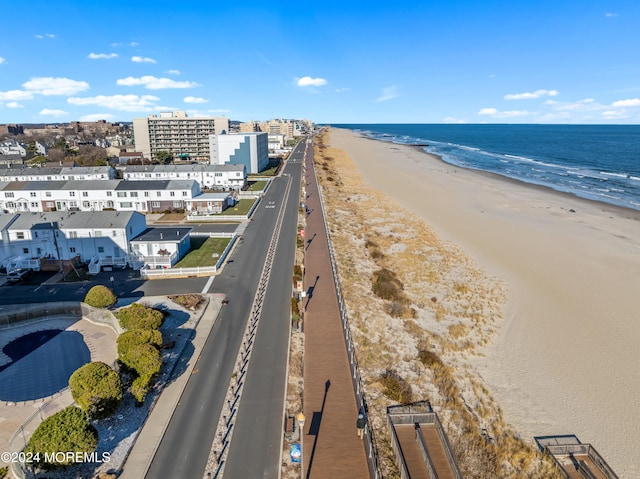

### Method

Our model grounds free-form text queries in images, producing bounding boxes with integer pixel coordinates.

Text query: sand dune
[327,127,640,478]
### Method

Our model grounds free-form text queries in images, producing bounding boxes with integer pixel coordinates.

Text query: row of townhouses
[0,211,193,272]
[0,179,235,215]
[0,164,247,190]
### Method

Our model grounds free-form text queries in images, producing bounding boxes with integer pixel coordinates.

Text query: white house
[129,227,192,268]
[0,139,26,157]
[1,211,147,271]
[0,165,115,182]
[209,132,269,174]
[184,192,233,215]
[119,163,246,190]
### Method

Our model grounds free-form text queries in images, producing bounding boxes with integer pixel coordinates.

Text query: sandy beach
[325,127,640,478]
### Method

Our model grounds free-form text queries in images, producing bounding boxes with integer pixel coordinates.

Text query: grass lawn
[220,198,255,215]
[248,180,267,191]
[174,237,231,267]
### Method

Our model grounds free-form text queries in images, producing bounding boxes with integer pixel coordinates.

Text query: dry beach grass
[313,130,562,478]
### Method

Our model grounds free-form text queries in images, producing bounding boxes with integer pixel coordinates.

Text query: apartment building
[209,132,269,174]
[0,166,115,182]
[133,111,229,162]
[0,179,201,214]
[119,163,247,190]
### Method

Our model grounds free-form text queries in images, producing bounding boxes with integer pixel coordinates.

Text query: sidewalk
[302,145,370,478]
[119,294,223,479]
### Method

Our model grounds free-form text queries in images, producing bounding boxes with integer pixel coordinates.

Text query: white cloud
[22,77,90,96]
[0,57,5,64]
[478,108,531,118]
[605,12,618,17]
[6,102,23,108]
[117,75,200,89]
[39,108,67,117]
[297,76,327,87]
[376,85,400,102]
[80,113,117,122]
[184,96,208,104]
[35,33,55,39]
[131,56,156,64]
[68,94,160,111]
[611,98,640,107]
[504,89,559,100]
[334,87,350,93]
[167,69,181,75]
[0,90,34,101]
[442,116,468,124]
[602,110,627,120]
[88,53,118,60]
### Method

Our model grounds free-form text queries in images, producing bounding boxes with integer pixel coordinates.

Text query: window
[106,200,114,208]
[83,201,90,208]
[182,191,188,196]
[117,192,127,197]
[130,192,138,197]
[6,202,15,208]
[46,192,52,197]
[70,247,76,253]
[23,248,29,254]
[157,191,161,197]
[106,191,112,197]
[170,192,175,197]
[144,191,149,197]
[95,231,103,237]
[120,202,132,208]
[4,192,14,198]
[152,201,161,208]
[34,232,38,238]
[17,232,25,239]
[46,176,52,181]
[69,201,77,208]
[46,202,54,207]
[112,230,117,237]
[173,201,182,208]
[30,202,38,208]
[69,231,78,238]
[69,191,75,197]
[30,192,36,197]
[98,246,105,253]
[82,192,88,197]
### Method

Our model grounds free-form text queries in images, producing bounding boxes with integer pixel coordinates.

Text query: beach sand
[326,127,640,478]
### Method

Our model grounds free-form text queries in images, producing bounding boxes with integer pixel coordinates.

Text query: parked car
[6,268,33,283]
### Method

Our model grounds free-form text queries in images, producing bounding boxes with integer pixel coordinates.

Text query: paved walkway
[302,143,370,478]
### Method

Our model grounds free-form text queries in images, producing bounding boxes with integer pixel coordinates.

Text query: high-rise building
[133,111,229,162]
[209,132,269,174]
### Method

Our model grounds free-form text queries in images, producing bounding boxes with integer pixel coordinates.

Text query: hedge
[24,406,98,471]
[84,285,117,309]
[117,329,163,357]
[118,303,164,330]
[68,362,123,420]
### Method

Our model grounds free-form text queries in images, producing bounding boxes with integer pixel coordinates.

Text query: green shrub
[24,406,98,471]
[119,343,162,378]
[0,466,7,479]
[69,362,123,419]
[131,374,154,403]
[84,285,117,308]
[117,329,163,357]
[118,303,164,330]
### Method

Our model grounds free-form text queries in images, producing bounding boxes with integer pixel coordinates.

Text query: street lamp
[296,411,305,471]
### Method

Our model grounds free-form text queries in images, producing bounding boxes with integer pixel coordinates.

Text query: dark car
[6,268,33,283]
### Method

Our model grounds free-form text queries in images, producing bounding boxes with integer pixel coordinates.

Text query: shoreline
[327,127,640,478]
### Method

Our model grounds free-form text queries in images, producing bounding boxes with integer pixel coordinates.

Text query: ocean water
[332,124,640,211]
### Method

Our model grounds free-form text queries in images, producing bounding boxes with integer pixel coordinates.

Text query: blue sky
[1,0,639,125]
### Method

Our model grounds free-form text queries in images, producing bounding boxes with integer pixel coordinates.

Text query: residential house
[119,163,246,190]
[129,227,192,268]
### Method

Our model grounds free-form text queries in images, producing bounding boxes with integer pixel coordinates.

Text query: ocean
[332,124,640,211]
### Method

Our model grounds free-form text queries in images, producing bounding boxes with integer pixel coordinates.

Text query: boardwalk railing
[545,444,619,479]
[415,424,441,479]
[308,141,380,478]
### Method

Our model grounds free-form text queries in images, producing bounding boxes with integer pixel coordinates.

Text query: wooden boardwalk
[301,142,370,478]
[394,424,457,479]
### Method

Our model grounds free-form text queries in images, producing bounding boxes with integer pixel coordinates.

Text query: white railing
[140,265,217,279]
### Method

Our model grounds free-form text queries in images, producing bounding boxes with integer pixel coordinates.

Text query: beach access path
[301,141,370,478]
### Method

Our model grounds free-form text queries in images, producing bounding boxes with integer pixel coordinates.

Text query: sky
[1,0,639,125]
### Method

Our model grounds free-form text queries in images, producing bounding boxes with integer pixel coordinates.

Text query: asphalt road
[222,144,303,477]
[145,141,305,478]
